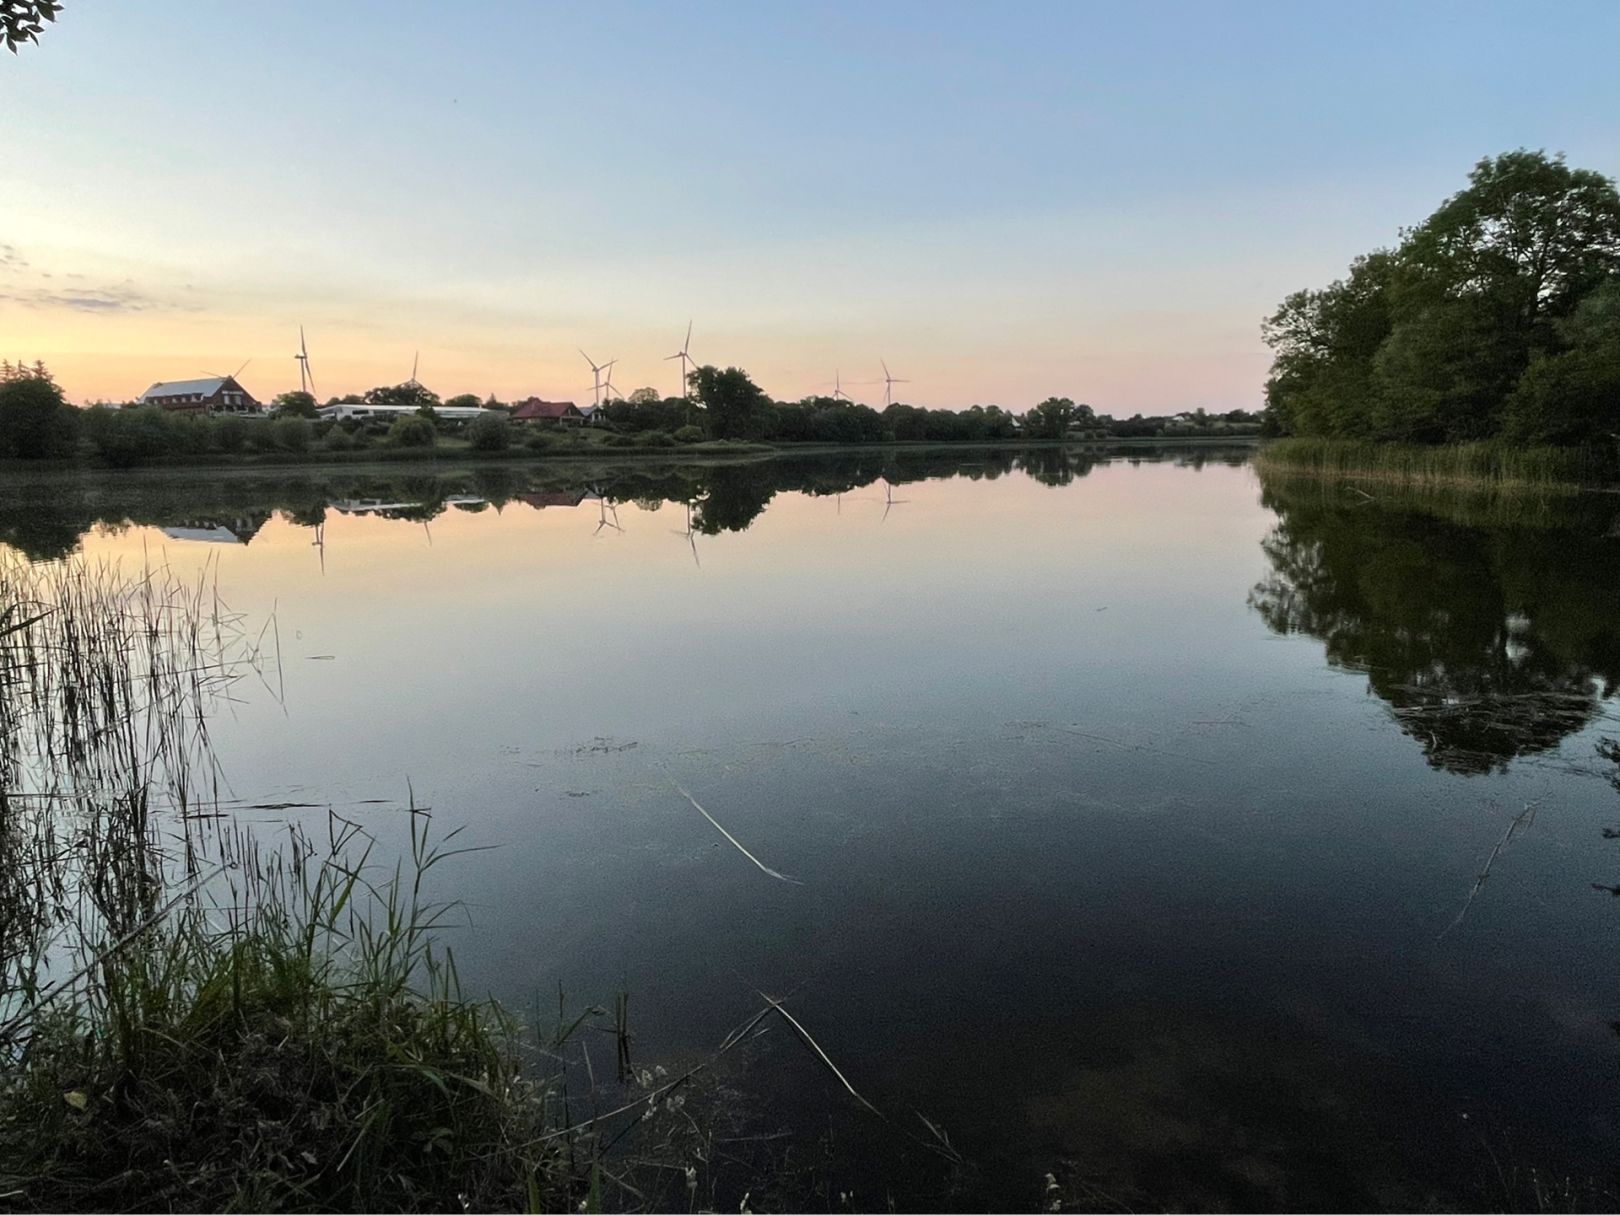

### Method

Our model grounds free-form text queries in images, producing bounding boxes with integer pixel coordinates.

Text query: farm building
[137,376,262,414]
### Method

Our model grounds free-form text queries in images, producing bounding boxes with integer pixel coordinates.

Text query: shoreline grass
[1256,436,1616,492]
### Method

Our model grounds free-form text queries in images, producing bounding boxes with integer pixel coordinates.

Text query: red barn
[509,398,583,424]
[137,375,262,415]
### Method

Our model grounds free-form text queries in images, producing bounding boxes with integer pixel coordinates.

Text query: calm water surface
[4,447,1618,1210]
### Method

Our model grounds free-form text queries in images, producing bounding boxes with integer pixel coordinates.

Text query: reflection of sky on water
[13,454,1620,1208]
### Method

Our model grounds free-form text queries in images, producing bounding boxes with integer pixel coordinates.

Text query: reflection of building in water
[159,513,271,545]
[328,496,485,519]
[513,489,599,510]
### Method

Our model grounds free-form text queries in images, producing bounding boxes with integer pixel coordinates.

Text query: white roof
[141,377,228,400]
[160,525,245,544]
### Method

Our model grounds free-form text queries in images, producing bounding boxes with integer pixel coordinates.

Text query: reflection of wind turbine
[664,320,695,399]
[295,327,316,397]
[881,359,909,407]
[669,499,700,568]
[593,495,623,537]
[880,478,909,523]
[580,350,615,406]
[311,519,326,575]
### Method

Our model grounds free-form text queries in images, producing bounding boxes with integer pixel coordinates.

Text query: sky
[2,0,1617,412]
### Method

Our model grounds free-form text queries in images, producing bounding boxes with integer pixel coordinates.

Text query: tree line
[0,361,1261,466]
[1262,150,1620,447]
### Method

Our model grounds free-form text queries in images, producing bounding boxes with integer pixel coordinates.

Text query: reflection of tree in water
[1250,477,1620,773]
[1016,448,1101,487]
[0,446,1181,560]
[693,464,779,534]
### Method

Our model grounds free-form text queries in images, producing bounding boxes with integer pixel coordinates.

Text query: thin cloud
[0,277,176,314]
[0,243,26,270]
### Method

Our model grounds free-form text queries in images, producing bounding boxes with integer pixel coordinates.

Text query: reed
[1255,437,1614,491]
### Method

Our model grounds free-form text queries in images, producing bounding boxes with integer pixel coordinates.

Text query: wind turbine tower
[295,327,316,397]
[881,359,909,407]
[664,321,695,399]
[580,350,615,407]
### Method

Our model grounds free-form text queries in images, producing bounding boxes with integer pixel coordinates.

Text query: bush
[674,424,704,443]
[272,417,312,453]
[523,429,555,451]
[211,415,248,454]
[388,415,436,448]
[467,411,511,452]
[636,430,675,447]
[323,427,355,452]
[602,433,635,447]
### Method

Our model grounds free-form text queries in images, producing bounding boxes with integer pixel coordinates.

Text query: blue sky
[3,0,1617,408]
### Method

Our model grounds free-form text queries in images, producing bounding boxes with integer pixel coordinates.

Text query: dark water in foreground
[4,447,1619,1210]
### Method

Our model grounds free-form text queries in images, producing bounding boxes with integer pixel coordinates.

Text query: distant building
[509,398,584,425]
[138,376,261,415]
[317,402,486,423]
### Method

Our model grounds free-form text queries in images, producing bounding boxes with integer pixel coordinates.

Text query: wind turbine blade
[580,349,595,369]
[233,359,251,378]
[684,319,692,350]
[300,325,308,358]
[664,352,682,360]
[881,359,890,378]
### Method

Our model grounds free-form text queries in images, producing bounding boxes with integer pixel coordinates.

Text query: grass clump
[0,555,580,1212]
[0,816,567,1214]
[1256,436,1613,490]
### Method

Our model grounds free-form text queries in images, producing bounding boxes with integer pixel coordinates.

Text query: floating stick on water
[668,778,802,885]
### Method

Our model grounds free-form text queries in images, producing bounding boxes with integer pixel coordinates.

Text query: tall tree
[690,366,770,440]
[2,1,61,53]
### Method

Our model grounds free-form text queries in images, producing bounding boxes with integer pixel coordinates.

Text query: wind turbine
[881,359,909,407]
[407,352,420,387]
[295,327,316,397]
[602,361,623,402]
[580,350,615,406]
[832,370,851,402]
[664,320,695,399]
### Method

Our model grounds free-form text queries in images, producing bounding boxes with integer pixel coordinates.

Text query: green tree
[388,415,435,447]
[444,393,483,410]
[1262,151,1620,446]
[1023,397,1091,441]
[1502,279,1620,447]
[272,390,318,418]
[690,366,770,440]
[627,387,661,406]
[365,382,441,412]
[2,1,61,53]
[0,360,78,458]
[467,411,510,452]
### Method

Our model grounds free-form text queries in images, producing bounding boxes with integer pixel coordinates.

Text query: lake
[3,446,1618,1210]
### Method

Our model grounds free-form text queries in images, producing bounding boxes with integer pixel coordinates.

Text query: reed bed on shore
[1256,437,1614,491]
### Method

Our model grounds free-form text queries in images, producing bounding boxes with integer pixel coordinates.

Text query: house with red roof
[510,398,583,425]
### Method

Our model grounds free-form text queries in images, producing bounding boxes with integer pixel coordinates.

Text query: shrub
[323,427,355,452]
[272,417,312,453]
[674,424,704,443]
[467,411,511,452]
[388,415,436,448]
[636,430,675,447]
[602,433,635,447]
[211,415,248,454]
[523,429,555,451]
